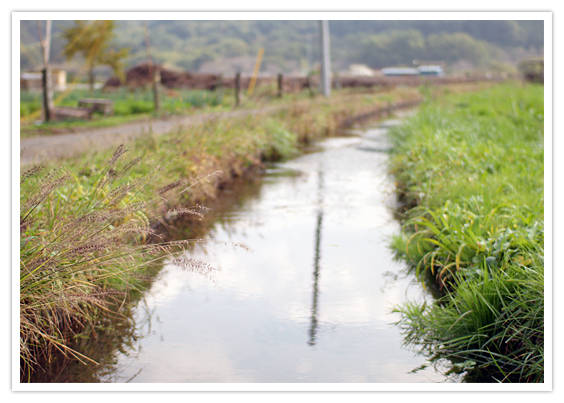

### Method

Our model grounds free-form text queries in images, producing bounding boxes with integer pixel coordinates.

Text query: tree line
[20,20,543,75]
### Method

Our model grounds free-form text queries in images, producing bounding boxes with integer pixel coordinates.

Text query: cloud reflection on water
[109,125,443,383]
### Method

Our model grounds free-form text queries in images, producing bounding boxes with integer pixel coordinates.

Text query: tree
[61,20,129,91]
[359,30,426,68]
[425,32,489,67]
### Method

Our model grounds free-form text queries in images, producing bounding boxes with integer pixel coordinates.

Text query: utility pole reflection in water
[308,165,324,346]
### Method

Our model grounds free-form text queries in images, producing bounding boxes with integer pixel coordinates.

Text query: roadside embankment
[387,83,544,382]
[20,107,279,166]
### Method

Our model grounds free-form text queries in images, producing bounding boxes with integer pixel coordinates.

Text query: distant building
[20,69,67,91]
[344,64,375,77]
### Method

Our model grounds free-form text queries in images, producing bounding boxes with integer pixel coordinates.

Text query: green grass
[388,82,544,382]
[21,87,226,118]
[20,87,229,137]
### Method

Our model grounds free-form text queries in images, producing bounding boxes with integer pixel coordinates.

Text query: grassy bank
[21,85,437,381]
[388,83,544,382]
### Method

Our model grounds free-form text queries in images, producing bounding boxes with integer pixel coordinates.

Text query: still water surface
[104,120,444,383]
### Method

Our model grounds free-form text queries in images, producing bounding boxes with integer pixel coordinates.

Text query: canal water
[102,118,444,383]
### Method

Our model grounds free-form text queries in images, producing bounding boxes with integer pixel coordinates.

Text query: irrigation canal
[84,116,446,383]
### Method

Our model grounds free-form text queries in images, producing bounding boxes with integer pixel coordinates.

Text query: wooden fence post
[235,72,241,107]
[42,67,54,122]
[277,73,283,98]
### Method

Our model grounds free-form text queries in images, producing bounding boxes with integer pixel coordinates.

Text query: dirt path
[19,98,423,167]
[20,107,279,167]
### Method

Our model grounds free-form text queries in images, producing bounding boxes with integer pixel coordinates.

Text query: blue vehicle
[417,65,444,76]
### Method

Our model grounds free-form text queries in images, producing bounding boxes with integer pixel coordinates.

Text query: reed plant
[388,82,544,382]
[19,145,222,381]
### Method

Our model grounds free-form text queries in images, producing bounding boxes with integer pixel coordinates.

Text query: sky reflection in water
[105,123,445,383]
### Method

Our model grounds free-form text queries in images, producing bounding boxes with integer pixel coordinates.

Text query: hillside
[20,20,543,77]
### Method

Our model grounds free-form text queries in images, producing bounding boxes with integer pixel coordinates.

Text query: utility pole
[37,20,54,122]
[319,20,331,97]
